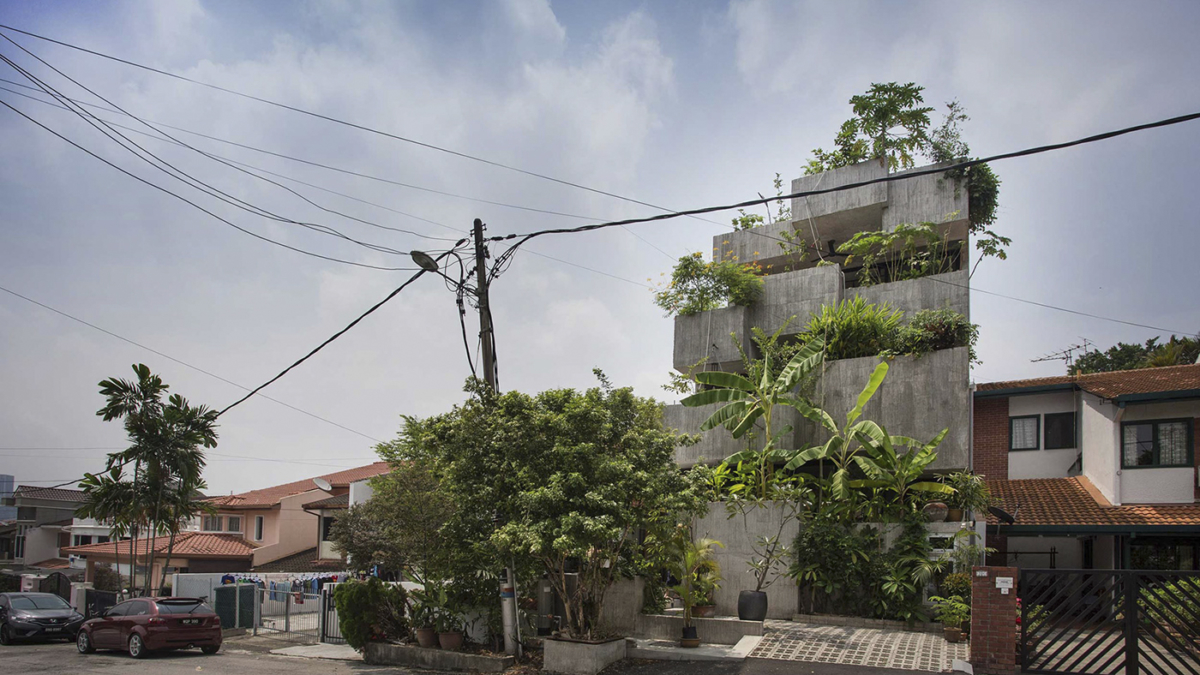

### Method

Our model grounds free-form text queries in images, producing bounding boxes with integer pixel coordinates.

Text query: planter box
[636,614,763,645]
[364,642,514,672]
[543,636,627,675]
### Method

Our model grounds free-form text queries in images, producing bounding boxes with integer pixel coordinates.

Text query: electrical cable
[0,24,728,232]
[0,97,418,271]
[488,107,1200,247]
[0,47,435,257]
[0,283,386,442]
[216,243,468,417]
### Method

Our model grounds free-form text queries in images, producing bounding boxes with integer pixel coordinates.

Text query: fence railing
[253,587,321,642]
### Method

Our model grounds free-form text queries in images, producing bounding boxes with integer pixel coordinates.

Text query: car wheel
[77,631,95,654]
[0,624,12,646]
[128,633,147,659]
[201,645,219,655]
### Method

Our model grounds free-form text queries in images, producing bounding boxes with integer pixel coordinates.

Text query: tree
[392,375,706,641]
[1070,335,1200,375]
[81,364,217,596]
[806,82,934,174]
[654,253,764,317]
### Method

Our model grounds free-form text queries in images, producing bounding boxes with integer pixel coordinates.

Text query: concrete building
[664,159,971,471]
[0,486,115,572]
[973,364,1200,571]
[0,474,15,521]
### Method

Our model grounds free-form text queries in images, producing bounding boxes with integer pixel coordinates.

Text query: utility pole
[472,218,519,656]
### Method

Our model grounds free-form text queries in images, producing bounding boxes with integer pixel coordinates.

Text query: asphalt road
[1,638,944,675]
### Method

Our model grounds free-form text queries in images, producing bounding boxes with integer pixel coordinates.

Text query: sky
[1,0,1198,495]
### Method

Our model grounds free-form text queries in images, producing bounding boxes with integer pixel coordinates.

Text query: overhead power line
[0,98,418,271]
[0,24,723,239]
[0,283,385,442]
[216,244,467,417]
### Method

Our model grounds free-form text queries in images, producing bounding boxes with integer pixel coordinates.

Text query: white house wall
[349,479,374,507]
[1080,393,1121,504]
[1006,392,1080,480]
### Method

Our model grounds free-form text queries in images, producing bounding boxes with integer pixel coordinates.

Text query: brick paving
[749,621,969,672]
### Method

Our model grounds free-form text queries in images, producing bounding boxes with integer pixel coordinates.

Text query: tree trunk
[157,523,177,596]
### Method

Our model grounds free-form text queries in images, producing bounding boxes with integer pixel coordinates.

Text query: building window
[226,516,242,533]
[254,516,264,541]
[1123,420,1193,468]
[321,517,336,542]
[16,506,35,521]
[97,536,110,544]
[1010,415,1040,451]
[72,535,93,547]
[202,515,222,532]
[1044,412,1076,450]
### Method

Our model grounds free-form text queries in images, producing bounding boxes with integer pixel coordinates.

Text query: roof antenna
[1032,339,1093,372]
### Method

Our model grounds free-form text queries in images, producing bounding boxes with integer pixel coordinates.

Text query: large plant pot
[946,508,965,522]
[694,604,716,618]
[738,590,769,621]
[438,631,463,651]
[944,627,962,644]
[681,625,699,648]
[924,502,949,522]
[414,627,438,649]
[543,636,627,675]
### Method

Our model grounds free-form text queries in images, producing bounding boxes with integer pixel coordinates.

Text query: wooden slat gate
[1021,569,1200,675]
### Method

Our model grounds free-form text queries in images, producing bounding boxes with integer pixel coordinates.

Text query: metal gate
[253,587,321,642]
[319,585,345,644]
[38,572,71,601]
[1020,569,1200,675]
[82,589,116,619]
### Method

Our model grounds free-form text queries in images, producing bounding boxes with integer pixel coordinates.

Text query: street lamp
[410,250,440,272]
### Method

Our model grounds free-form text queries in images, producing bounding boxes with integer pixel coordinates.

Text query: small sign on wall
[996,576,1013,594]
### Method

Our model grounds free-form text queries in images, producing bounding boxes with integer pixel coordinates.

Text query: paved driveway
[749,621,969,672]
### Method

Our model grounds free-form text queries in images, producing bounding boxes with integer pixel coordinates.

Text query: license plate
[182,619,200,625]
[45,627,62,633]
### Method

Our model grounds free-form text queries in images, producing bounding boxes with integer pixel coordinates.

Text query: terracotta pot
[438,631,464,651]
[694,605,716,618]
[946,508,965,523]
[924,502,949,522]
[414,627,438,649]
[944,627,962,644]
[681,625,699,648]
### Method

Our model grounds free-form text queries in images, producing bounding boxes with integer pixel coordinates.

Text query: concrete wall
[665,402,803,468]
[790,159,888,246]
[1006,392,1080,480]
[850,269,969,318]
[598,577,644,636]
[349,478,374,507]
[251,490,324,566]
[673,305,749,373]
[749,265,844,338]
[23,526,59,564]
[1081,393,1120,504]
[1121,468,1194,504]
[883,163,969,233]
[692,501,800,619]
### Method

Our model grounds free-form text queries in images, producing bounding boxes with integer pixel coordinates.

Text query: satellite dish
[988,505,1016,525]
[313,478,333,491]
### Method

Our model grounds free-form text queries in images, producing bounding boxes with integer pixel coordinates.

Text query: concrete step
[625,635,762,661]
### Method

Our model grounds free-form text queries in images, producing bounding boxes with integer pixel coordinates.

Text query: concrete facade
[692,501,802,620]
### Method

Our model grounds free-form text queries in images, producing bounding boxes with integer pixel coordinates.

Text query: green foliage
[806,83,934,174]
[1070,335,1200,375]
[93,565,123,593]
[667,534,723,628]
[0,575,19,593]
[929,595,970,629]
[940,572,972,601]
[941,529,995,573]
[393,375,705,641]
[837,222,958,288]
[892,308,980,364]
[1138,581,1199,631]
[941,472,993,514]
[80,364,218,597]
[654,253,765,317]
[790,516,881,616]
[802,297,903,361]
[928,101,1006,261]
[732,173,792,230]
[334,578,409,651]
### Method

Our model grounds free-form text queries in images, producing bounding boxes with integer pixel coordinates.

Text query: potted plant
[672,537,724,647]
[408,586,440,649]
[435,608,464,651]
[943,471,992,522]
[930,595,970,643]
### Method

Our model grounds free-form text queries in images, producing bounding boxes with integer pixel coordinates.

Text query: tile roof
[976,363,1200,400]
[252,547,347,573]
[986,477,1200,529]
[29,558,72,570]
[11,486,85,502]
[205,462,389,509]
[62,531,256,559]
[302,493,349,510]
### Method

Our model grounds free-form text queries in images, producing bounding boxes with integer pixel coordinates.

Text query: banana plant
[782,360,891,500]
[850,423,954,517]
[680,336,825,499]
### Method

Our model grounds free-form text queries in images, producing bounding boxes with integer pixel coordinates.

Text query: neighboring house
[0,486,114,572]
[296,475,378,569]
[202,462,389,569]
[973,363,1200,571]
[0,474,15,520]
[62,531,257,587]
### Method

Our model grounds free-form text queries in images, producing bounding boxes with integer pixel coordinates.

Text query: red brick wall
[973,397,1010,480]
[971,566,1019,675]
[1193,418,1199,501]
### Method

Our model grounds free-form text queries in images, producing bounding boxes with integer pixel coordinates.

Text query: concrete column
[85,558,96,584]
[970,566,1019,675]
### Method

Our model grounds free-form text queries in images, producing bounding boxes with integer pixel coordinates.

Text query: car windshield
[9,594,71,610]
[155,600,213,615]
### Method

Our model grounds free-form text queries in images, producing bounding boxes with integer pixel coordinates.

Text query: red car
[76,597,221,658]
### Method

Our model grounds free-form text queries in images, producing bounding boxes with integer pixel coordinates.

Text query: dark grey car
[0,592,85,644]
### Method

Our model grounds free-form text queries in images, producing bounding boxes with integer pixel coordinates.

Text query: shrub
[929,595,970,629]
[334,577,409,651]
[93,564,123,593]
[790,516,882,616]
[892,308,979,363]
[802,296,903,360]
[654,253,764,317]
[940,572,972,601]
